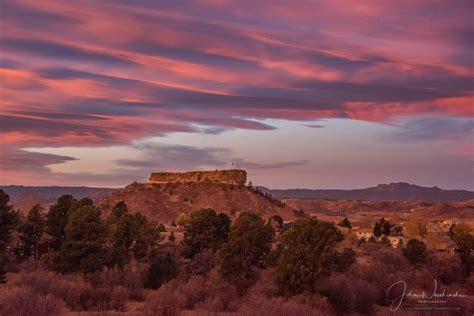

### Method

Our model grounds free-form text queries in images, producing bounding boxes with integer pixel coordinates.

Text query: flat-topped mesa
[149,169,247,185]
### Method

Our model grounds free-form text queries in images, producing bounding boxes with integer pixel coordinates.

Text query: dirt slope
[97,182,292,223]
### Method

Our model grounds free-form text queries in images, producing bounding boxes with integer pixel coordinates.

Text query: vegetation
[46,194,76,251]
[1,190,472,314]
[16,204,46,261]
[219,212,274,290]
[275,218,346,296]
[337,217,352,229]
[0,189,17,283]
[402,239,428,273]
[373,218,390,237]
[450,223,473,276]
[57,204,107,273]
[144,252,177,290]
[182,208,230,258]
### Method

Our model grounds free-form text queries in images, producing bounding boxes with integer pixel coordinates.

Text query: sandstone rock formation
[149,169,247,185]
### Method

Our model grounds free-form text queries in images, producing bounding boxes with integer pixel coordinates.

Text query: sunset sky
[0,0,473,189]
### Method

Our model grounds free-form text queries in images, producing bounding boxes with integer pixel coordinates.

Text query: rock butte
[149,169,247,185]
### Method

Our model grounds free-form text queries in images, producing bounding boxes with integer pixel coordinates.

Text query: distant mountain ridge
[259,182,474,203]
[0,185,118,211]
[2,182,473,212]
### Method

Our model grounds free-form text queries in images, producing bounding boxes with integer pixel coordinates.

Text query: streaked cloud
[0,0,472,188]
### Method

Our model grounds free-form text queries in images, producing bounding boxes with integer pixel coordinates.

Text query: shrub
[322,274,378,314]
[86,265,146,300]
[239,294,332,316]
[371,248,410,272]
[428,252,464,285]
[0,286,67,316]
[144,268,239,314]
[12,269,128,311]
[187,249,217,276]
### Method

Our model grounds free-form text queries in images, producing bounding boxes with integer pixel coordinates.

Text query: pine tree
[219,212,274,291]
[144,252,177,289]
[17,204,45,261]
[373,222,382,237]
[111,201,128,218]
[57,204,107,273]
[0,190,17,283]
[168,231,176,243]
[182,209,230,258]
[275,218,344,296]
[381,218,391,236]
[338,217,352,229]
[403,239,428,274]
[46,195,76,251]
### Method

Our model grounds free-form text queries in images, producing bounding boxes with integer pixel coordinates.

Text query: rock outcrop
[149,169,247,185]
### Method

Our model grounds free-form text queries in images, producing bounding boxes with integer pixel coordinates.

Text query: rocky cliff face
[149,169,247,185]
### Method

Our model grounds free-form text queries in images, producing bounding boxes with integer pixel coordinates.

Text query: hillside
[283,198,474,219]
[97,182,292,223]
[260,182,474,202]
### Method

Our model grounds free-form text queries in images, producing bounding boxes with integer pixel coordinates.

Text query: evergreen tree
[381,219,391,236]
[46,195,76,251]
[111,201,128,218]
[373,222,382,237]
[331,247,356,272]
[168,231,176,243]
[219,212,274,290]
[107,206,162,267]
[57,204,107,273]
[270,215,284,230]
[450,224,474,277]
[17,204,45,261]
[0,189,17,283]
[182,209,230,258]
[276,218,344,296]
[403,239,428,273]
[144,252,177,289]
[338,217,352,229]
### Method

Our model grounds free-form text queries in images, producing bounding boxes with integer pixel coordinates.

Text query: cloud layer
[0,0,472,187]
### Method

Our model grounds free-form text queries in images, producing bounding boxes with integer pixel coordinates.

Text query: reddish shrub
[144,268,239,314]
[238,294,331,316]
[144,286,186,316]
[322,274,378,314]
[245,268,279,299]
[86,264,146,300]
[12,269,128,311]
[0,286,67,316]
[371,248,410,272]
[428,252,464,285]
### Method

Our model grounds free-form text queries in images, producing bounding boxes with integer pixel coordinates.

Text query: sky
[0,0,473,189]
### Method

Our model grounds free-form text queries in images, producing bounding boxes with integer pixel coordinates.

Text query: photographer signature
[386,279,467,311]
